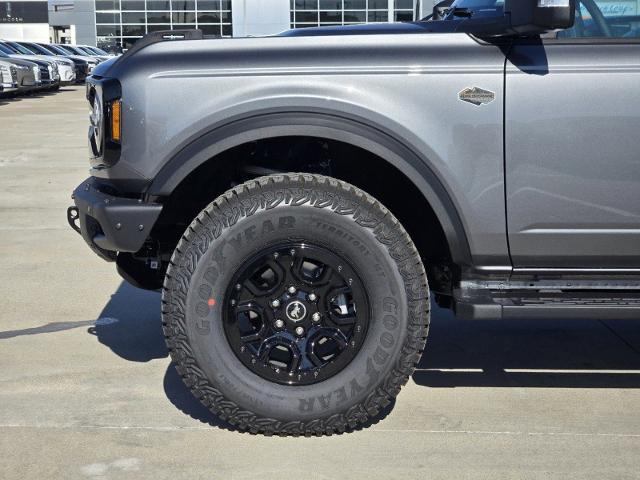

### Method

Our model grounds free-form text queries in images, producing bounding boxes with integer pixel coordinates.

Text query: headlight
[33,65,41,82]
[89,89,103,157]
[0,64,11,83]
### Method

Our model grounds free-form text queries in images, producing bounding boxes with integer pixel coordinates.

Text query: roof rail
[117,29,203,63]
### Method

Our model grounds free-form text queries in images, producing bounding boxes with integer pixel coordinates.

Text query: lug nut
[295,326,305,336]
[308,293,317,302]
[312,312,321,323]
[288,286,297,295]
[274,319,285,329]
[271,299,281,308]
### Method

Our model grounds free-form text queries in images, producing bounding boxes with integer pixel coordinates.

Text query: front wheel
[162,174,430,435]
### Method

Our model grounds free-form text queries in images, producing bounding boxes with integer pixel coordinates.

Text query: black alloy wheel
[224,243,369,385]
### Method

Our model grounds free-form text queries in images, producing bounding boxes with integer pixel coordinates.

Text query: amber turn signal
[111,100,121,142]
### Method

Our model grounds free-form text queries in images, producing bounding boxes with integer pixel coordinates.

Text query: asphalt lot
[1,87,640,479]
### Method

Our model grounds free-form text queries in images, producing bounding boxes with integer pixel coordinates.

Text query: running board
[454,290,640,320]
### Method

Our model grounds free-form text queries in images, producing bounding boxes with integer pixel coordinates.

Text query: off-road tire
[162,173,430,436]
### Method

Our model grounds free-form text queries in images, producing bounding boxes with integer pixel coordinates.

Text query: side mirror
[505,0,575,34]
[432,0,454,21]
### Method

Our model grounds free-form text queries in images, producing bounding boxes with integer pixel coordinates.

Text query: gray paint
[89,29,640,272]
[506,41,640,268]
[95,33,509,268]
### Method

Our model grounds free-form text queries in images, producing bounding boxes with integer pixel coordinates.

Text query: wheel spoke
[306,328,349,368]
[244,259,285,297]
[258,336,301,373]
[224,243,369,385]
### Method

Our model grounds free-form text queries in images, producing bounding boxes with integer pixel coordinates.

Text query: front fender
[147,109,473,267]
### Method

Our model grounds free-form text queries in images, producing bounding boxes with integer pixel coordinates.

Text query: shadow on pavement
[88,281,396,431]
[415,305,640,388]
[62,281,640,429]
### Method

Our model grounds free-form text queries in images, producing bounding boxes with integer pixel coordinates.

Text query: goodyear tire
[162,174,430,435]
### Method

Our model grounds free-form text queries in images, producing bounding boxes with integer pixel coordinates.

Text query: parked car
[14,41,92,83]
[68,0,640,436]
[41,43,101,70]
[0,59,18,94]
[0,53,38,95]
[78,45,117,58]
[0,41,59,91]
[0,40,75,85]
[55,44,109,62]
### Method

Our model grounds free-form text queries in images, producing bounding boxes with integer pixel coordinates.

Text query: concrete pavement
[1,87,640,479]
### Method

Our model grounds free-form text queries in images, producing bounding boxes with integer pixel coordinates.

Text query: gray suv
[68,0,640,435]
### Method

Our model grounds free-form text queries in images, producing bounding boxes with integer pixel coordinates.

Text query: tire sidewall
[183,201,409,421]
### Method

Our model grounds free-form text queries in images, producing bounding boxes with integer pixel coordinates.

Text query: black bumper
[68,178,162,262]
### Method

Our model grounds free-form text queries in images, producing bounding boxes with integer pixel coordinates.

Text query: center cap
[285,301,307,322]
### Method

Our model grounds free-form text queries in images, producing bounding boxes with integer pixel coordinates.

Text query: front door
[505,0,640,268]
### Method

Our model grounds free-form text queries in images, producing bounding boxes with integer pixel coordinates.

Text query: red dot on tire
[208,298,216,307]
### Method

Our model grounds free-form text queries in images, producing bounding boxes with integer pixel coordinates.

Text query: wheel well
[150,136,455,294]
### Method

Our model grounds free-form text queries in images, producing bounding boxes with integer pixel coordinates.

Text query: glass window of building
[95,0,233,51]
[290,0,414,28]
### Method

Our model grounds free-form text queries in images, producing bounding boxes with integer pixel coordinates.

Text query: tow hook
[67,206,81,235]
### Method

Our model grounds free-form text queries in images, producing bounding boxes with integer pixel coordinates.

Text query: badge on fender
[458,87,496,106]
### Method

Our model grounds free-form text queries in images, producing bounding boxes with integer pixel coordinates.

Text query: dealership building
[0,0,418,49]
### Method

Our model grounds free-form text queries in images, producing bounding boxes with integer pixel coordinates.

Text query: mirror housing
[432,0,454,21]
[505,0,575,34]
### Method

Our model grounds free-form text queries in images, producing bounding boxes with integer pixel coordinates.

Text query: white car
[1,40,76,85]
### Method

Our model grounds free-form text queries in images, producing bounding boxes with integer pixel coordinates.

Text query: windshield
[59,45,86,55]
[90,46,109,55]
[77,46,94,55]
[21,42,52,55]
[6,41,34,54]
[0,43,15,55]
[56,45,77,54]
[38,44,67,55]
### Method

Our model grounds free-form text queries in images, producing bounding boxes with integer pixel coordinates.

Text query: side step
[454,290,640,320]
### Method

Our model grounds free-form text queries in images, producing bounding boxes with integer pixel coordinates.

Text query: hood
[8,54,54,66]
[59,54,95,64]
[71,55,99,63]
[0,57,36,68]
[90,56,118,77]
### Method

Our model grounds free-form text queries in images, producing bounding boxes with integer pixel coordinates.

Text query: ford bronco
[68,0,640,435]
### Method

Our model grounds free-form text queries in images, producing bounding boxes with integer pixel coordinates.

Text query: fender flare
[148,111,472,266]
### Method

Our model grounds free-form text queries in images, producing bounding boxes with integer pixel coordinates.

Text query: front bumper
[1,82,18,93]
[68,178,163,262]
